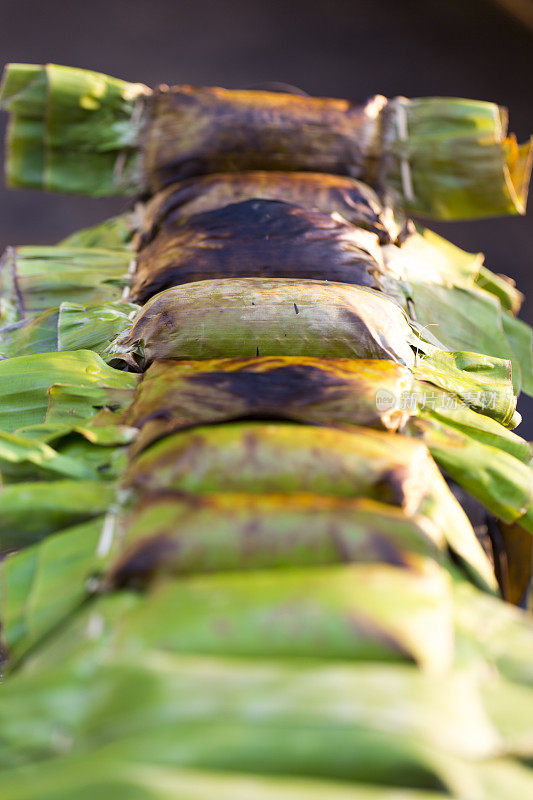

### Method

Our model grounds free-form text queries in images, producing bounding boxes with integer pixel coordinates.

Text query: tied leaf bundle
[1,63,531,219]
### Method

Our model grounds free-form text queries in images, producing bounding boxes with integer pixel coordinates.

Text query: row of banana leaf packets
[1,62,533,800]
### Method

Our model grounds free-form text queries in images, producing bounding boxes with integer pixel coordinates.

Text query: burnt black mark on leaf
[131,199,379,304]
[369,534,411,569]
[375,466,412,509]
[187,363,344,410]
[109,534,180,590]
[141,172,392,249]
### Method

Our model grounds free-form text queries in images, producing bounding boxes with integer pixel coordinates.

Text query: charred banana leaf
[130,199,383,303]
[124,357,416,450]
[120,355,531,534]
[139,171,400,243]
[121,420,495,589]
[108,493,445,589]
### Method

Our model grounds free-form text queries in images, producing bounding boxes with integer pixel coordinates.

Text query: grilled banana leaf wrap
[1,63,531,218]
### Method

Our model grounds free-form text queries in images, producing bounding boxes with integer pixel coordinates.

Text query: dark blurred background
[0,0,532,428]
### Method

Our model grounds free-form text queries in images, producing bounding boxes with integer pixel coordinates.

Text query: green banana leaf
[383,96,532,219]
[0,63,148,195]
[0,301,138,360]
[0,757,458,800]
[418,400,530,462]
[0,350,137,433]
[0,515,448,672]
[502,311,533,396]
[0,636,531,800]
[0,516,109,664]
[476,265,523,315]
[452,579,533,686]
[392,281,529,394]
[385,222,524,315]
[59,214,136,250]
[0,643,520,791]
[0,422,132,485]
[392,224,482,286]
[0,246,131,320]
[0,430,101,483]
[0,480,117,552]
[408,413,533,526]
[104,561,455,672]
[414,350,517,427]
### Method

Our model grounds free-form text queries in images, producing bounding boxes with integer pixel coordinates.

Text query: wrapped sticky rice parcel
[109,277,430,370]
[1,63,531,218]
[130,199,383,303]
[138,171,400,244]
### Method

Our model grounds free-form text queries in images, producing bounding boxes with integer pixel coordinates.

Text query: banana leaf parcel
[121,420,495,590]
[130,199,383,303]
[1,63,531,219]
[120,355,532,534]
[139,170,400,243]
[109,277,437,369]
